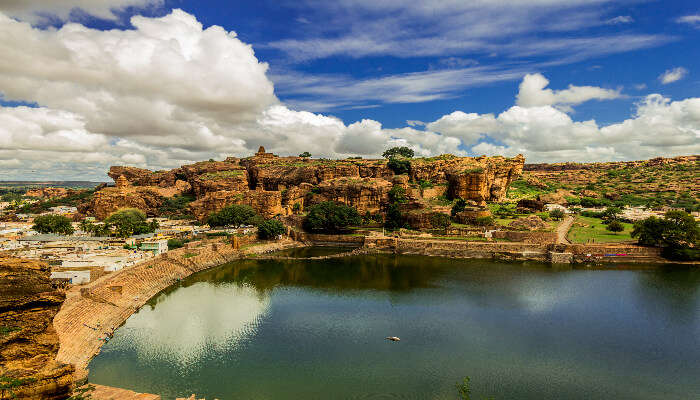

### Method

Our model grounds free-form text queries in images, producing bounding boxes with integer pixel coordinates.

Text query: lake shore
[53,238,302,384]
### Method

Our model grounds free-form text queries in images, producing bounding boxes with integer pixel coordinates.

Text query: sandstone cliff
[86,148,525,222]
[0,257,74,400]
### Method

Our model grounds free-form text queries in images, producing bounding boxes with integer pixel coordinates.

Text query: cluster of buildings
[0,218,202,285]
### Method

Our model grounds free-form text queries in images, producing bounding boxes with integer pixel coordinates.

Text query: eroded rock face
[306,178,393,214]
[0,257,74,400]
[446,155,525,204]
[24,187,73,199]
[87,186,165,219]
[189,189,283,220]
[89,151,524,222]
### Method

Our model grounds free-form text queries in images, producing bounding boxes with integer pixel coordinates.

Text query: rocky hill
[82,147,525,221]
[0,257,74,399]
[512,155,699,210]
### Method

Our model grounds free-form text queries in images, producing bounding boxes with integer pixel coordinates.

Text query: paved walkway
[556,216,575,244]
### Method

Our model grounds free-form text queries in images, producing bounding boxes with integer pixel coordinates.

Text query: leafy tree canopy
[32,214,74,235]
[451,199,467,217]
[387,158,411,175]
[549,209,565,220]
[632,210,699,248]
[207,204,258,228]
[303,201,361,233]
[606,220,624,232]
[105,208,157,237]
[257,219,286,239]
[382,146,414,159]
[299,151,312,158]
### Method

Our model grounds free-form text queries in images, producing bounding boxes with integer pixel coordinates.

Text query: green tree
[104,208,156,238]
[387,158,411,175]
[382,146,414,159]
[303,202,361,233]
[257,219,286,239]
[549,208,565,220]
[384,203,406,230]
[32,214,74,235]
[388,186,408,204]
[207,204,258,228]
[606,220,624,232]
[451,199,467,217]
[601,206,622,222]
[299,151,312,158]
[632,211,699,249]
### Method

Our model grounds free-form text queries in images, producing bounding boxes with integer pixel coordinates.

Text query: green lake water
[88,253,700,400]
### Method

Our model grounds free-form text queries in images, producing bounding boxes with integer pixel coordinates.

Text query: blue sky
[0,0,698,180]
[80,0,700,127]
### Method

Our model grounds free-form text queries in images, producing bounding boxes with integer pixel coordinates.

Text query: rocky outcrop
[189,189,283,220]
[306,178,393,214]
[90,150,525,222]
[446,155,524,204]
[24,187,74,199]
[88,186,165,219]
[0,257,73,400]
[508,215,549,231]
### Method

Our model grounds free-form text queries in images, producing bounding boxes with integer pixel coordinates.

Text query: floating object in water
[385,336,400,341]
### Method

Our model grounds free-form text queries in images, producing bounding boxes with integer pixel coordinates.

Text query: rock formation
[0,257,74,400]
[85,149,525,222]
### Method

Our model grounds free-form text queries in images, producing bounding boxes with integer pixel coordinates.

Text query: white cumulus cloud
[516,73,622,111]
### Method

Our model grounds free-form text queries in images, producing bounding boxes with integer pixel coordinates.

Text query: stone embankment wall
[53,238,301,383]
[295,232,669,263]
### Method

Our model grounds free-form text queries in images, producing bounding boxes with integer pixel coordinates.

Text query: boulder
[516,199,545,212]
[508,215,548,231]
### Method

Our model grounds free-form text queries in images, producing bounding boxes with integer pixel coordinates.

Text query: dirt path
[556,215,575,244]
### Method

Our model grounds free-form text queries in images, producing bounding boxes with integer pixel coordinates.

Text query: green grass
[568,216,634,244]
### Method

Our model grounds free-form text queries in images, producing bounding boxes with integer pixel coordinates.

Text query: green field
[567,215,634,244]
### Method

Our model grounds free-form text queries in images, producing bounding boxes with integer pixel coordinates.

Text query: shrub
[382,146,414,159]
[475,216,494,226]
[303,202,361,233]
[299,151,311,158]
[257,219,286,239]
[292,202,302,212]
[32,214,74,235]
[549,209,565,220]
[387,158,411,175]
[207,204,258,227]
[167,238,185,250]
[451,199,467,217]
[581,210,603,218]
[430,213,452,229]
[580,197,611,208]
[605,220,624,232]
[418,179,434,190]
[388,186,408,204]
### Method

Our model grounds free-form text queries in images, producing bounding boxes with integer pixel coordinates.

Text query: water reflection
[89,255,700,400]
[112,283,269,370]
